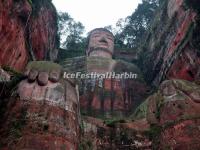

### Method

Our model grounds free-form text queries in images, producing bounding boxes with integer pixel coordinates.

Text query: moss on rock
[26,61,62,72]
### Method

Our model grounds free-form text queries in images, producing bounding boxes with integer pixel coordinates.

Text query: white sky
[52,0,142,34]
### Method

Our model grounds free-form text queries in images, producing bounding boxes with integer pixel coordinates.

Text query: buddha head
[86,28,114,58]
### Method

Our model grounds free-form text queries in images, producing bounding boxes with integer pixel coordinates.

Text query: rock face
[0,0,31,70]
[139,0,199,85]
[133,1,200,147]
[159,119,200,149]
[80,116,151,150]
[29,0,59,61]
[167,47,200,81]
[79,79,200,149]
[134,79,200,149]
[147,80,200,124]
[0,62,80,149]
[0,0,59,71]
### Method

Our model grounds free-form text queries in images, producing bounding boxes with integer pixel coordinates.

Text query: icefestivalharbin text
[63,72,137,79]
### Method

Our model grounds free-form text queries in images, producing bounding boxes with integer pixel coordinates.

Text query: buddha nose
[99,37,108,43]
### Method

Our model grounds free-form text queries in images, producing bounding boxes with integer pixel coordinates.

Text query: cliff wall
[0,0,59,71]
[139,0,200,86]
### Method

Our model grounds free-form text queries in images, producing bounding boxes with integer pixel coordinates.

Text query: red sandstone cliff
[1,0,200,149]
[29,0,59,61]
[139,0,200,86]
[0,0,59,71]
[0,61,80,149]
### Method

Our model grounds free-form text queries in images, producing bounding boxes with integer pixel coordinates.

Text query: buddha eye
[91,33,100,38]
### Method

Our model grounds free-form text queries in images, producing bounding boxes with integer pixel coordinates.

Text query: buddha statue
[61,28,148,118]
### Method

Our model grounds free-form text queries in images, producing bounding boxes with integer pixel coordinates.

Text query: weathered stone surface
[0,98,79,150]
[32,76,198,150]
[49,70,60,82]
[0,0,30,70]
[160,80,176,96]
[167,48,200,82]
[26,61,62,85]
[29,0,59,61]
[190,91,200,103]
[159,119,200,149]
[146,79,200,123]
[28,69,38,82]
[37,72,49,86]
[138,79,200,149]
[0,0,59,71]
[80,116,151,150]
[139,0,198,85]
[146,94,161,124]
[0,62,80,149]
[119,118,150,132]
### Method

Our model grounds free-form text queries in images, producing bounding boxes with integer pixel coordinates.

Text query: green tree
[114,0,159,49]
[57,12,85,49]
[57,12,86,60]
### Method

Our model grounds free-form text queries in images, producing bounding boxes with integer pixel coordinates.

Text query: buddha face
[87,29,114,58]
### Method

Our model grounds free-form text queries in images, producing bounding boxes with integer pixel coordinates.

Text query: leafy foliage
[58,12,86,49]
[114,0,160,49]
[57,12,86,60]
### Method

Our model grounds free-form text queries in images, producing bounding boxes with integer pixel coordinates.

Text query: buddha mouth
[97,44,108,49]
[88,47,113,56]
[98,40,108,45]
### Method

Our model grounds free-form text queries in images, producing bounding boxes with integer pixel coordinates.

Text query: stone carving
[61,28,148,118]
[0,61,80,149]
[86,28,114,59]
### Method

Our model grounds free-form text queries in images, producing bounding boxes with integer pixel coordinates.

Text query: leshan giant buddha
[61,28,148,118]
